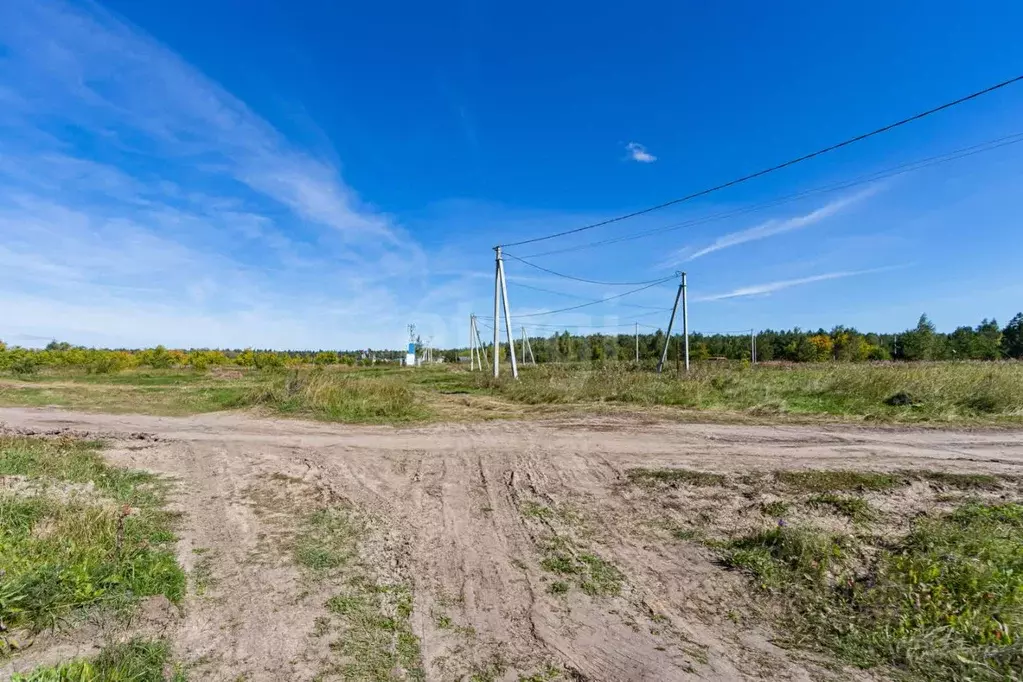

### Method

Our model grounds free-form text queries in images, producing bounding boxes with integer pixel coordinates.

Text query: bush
[253,352,286,371]
[8,354,40,376]
[137,345,174,369]
[87,351,132,374]
[188,350,229,372]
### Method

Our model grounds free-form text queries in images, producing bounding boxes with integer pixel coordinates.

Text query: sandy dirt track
[3,407,1023,682]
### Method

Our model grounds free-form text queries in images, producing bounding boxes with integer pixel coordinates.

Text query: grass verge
[11,639,185,681]
[724,502,1023,681]
[0,436,184,653]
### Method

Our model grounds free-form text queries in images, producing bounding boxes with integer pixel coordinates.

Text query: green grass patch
[538,539,624,597]
[671,527,703,541]
[725,526,851,586]
[627,468,727,487]
[293,508,359,574]
[323,580,424,681]
[724,503,1023,681]
[191,549,216,597]
[760,500,790,517]
[518,666,561,682]
[909,470,1004,490]
[284,504,425,681]
[0,437,184,650]
[10,638,185,681]
[520,501,554,520]
[0,436,165,507]
[774,469,906,492]
[806,493,874,522]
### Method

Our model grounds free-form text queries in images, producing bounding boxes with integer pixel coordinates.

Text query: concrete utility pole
[492,246,518,379]
[473,316,490,372]
[521,327,536,365]
[658,272,686,374]
[681,272,689,372]
[493,248,501,377]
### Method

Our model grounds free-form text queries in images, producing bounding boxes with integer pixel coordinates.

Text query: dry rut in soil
[3,407,1023,681]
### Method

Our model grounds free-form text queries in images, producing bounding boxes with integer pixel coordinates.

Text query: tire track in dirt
[3,408,1022,681]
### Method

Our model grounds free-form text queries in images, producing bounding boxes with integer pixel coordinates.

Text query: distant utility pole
[521,327,536,365]
[469,315,477,370]
[751,329,757,364]
[658,272,689,374]
[471,315,490,372]
[492,246,518,379]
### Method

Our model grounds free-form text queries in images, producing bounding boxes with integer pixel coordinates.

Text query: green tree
[1002,313,1023,359]
[900,314,936,361]
[974,318,1002,360]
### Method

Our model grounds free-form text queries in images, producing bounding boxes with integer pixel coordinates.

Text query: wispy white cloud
[626,142,657,163]
[665,186,881,264]
[0,0,479,348]
[697,266,903,302]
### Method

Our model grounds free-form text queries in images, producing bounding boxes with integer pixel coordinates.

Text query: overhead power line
[502,251,669,286]
[515,276,676,318]
[500,75,1023,249]
[516,132,1023,258]
[479,307,670,327]
[510,281,671,311]
[480,314,666,330]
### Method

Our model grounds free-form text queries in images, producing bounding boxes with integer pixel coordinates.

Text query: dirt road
[3,407,1022,681]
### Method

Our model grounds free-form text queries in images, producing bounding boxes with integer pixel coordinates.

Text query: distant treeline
[3,312,1021,374]
[484,313,1023,364]
[0,342,403,374]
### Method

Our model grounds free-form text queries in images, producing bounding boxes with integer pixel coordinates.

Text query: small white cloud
[626,142,657,163]
[660,185,882,267]
[697,266,904,302]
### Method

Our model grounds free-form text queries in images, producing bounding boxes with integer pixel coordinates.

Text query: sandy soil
[3,407,1022,682]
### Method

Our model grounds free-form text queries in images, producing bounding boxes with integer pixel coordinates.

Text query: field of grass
[0,436,185,665]
[724,504,1023,681]
[1,361,1022,425]
[628,464,1023,681]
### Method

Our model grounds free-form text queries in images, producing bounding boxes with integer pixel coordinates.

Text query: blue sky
[1,0,1021,350]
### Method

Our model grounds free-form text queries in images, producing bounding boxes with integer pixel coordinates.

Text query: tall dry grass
[474,361,1023,422]
[244,369,428,423]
